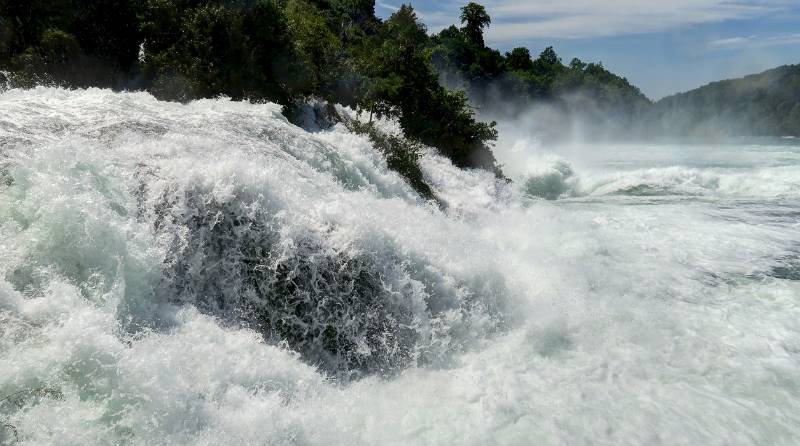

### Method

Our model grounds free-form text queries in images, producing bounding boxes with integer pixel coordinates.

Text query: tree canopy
[459,2,491,47]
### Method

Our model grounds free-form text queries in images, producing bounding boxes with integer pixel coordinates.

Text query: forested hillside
[430,13,651,129]
[647,64,800,137]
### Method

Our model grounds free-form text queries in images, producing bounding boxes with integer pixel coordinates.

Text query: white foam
[1,88,800,445]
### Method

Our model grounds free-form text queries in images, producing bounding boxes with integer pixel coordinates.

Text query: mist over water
[1,87,800,445]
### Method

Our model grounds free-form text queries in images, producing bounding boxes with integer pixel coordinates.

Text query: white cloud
[376,1,399,12]
[707,33,800,49]
[410,0,794,41]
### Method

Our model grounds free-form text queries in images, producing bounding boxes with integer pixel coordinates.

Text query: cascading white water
[1,87,799,445]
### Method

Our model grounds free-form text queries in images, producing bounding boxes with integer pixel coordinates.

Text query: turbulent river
[1,88,799,445]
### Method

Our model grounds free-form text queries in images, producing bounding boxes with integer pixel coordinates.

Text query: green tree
[506,47,533,72]
[535,46,560,68]
[139,0,309,105]
[284,0,341,95]
[0,0,140,85]
[354,5,500,172]
[70,0,141,71]
[569,57,587,71]
[459,2,490,47]
[0,0,72,58]
[38,28,79,66]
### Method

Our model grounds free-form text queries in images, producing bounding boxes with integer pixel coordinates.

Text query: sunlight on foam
[1,87,799,445]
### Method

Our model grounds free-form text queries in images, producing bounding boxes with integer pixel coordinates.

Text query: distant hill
[647,64,800,137]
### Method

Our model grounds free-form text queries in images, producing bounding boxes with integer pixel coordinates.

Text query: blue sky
[375,0,800,100]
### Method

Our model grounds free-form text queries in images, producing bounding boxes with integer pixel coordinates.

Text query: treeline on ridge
[429,7,651,133]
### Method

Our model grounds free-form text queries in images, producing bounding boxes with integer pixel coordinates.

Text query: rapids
[1,87,799,445]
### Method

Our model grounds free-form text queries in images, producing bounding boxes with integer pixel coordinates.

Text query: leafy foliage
[138,0,310,104]
[352,5,499,172]
[0,0,140,87]
[459,2,491,47]
[506,47,533,72]
[430,10,652,137]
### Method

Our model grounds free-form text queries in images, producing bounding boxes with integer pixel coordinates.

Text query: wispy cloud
[376,1,399,12]
[708,33,800,50]
[408,0,795,41]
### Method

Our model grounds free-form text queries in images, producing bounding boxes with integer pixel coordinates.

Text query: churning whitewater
[1,87,800,445]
